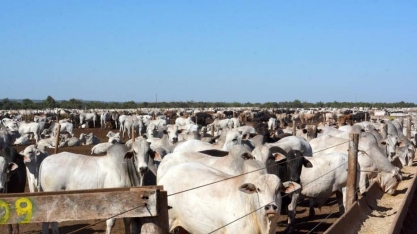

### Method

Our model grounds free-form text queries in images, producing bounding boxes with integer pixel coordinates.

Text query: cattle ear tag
[273,153,286,162]
[238,183,257,194]
[124,150,135,160]
[282,181,301,194]
[8,162,18,171]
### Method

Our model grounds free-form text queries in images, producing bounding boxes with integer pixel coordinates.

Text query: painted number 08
[0,198,33,224]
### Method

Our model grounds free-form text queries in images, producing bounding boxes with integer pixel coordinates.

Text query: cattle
[13,134,31,146]
[58,135,81,147]
[310,132,402,195]
[158,145,254,181]
[230,117,241,128]
[252,145,306,233]
[209,118,234,132]
[39,139,156,234]
[21,144,49,192]
[266,136,313,156]
[300,153,348,217]
[123,116,143,139]
[91,141,118,155]
[17,121,41,143]
[173,130,243,152]
[296,124,321,142]
[175,116,195,128]
[80,132,100,145]
[79,112,97,128]
[100,111,112,129]
[106,131,121,143]
[0,129,18,149]
[111,111,120,129]
[118,114,128,132]
[158,161,300,234]
[0,147,27,233]
[268,117,278,130]
[43,121,75,138]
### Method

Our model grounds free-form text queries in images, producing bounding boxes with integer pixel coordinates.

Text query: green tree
[43,95,56,108]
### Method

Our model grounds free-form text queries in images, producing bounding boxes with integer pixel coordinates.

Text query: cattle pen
[2,113,417,233]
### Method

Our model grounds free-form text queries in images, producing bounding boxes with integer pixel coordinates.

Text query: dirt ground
[4,125,347,233]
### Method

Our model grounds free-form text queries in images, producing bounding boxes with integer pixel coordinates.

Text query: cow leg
[309,198,315,217]
[123,217,134,233]
[336,191,345,216]
[106,218,116,234]
[284,191,299,234]
[42,222,59,234]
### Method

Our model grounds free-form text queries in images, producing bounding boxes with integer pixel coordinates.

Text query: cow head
[124,138,151,176]
[239,174,281,233]
[166,125,179,143]
[0,154,18,193]
[374,167,402,195]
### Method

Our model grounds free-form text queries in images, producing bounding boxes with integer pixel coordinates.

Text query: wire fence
[67,133,402,234]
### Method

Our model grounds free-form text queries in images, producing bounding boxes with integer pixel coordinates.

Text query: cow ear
[8,162,18,171]
[124,149,135,160]
[239,183,257,194]
[303,157,313,168]
[272,153,286,162]
[281,181,301,194]
[22,155,31,163]
[150,149,163,162]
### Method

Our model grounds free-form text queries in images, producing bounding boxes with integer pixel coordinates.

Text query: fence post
[292,120,296,136]
[132,124,135,143]
[346,133,359,211]
[365,112,368,122]
[407,116,412,139]
[54,123,61,154]
[139,189,170,233]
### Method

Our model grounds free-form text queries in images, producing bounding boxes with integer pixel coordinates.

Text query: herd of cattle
[1,107,417,234]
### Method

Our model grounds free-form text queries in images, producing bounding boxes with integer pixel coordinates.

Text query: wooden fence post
[407,116,412,139]
[139,189,170,234]
[292,120,296,136]
[211,124,215,137]
[346,133,359,211]
[54,123,61,154]
[132,124,135,142]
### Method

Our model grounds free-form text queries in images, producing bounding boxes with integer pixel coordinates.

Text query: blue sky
[1,1,416,103]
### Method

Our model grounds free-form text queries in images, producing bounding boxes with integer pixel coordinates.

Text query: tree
[43,96,56,108]
[21,99,34,109]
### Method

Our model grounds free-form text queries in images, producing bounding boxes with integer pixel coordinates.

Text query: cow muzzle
[264,205,278,219]
[139,166,148,175]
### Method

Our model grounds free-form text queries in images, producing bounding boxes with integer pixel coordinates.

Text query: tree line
[1,96,416,110]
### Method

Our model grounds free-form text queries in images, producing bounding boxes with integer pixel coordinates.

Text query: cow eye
[257,188,261,192]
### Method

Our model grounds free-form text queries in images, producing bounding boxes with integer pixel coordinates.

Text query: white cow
[21,144,49,192]
[158,145,255,181]
[158,161,299,234]
[91,142,118,155]
[310,132,402,195]
[173,130,243,152]
[80,133,100,145]
[265,136,313,156]
[17,122,41,143]
[40,139,153,234]
[268,117,278,130]
[100,111,111,129]
[79,112,97,128]
[106,131,121,143]
[13,134,31,146]
[300,153,348,216]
